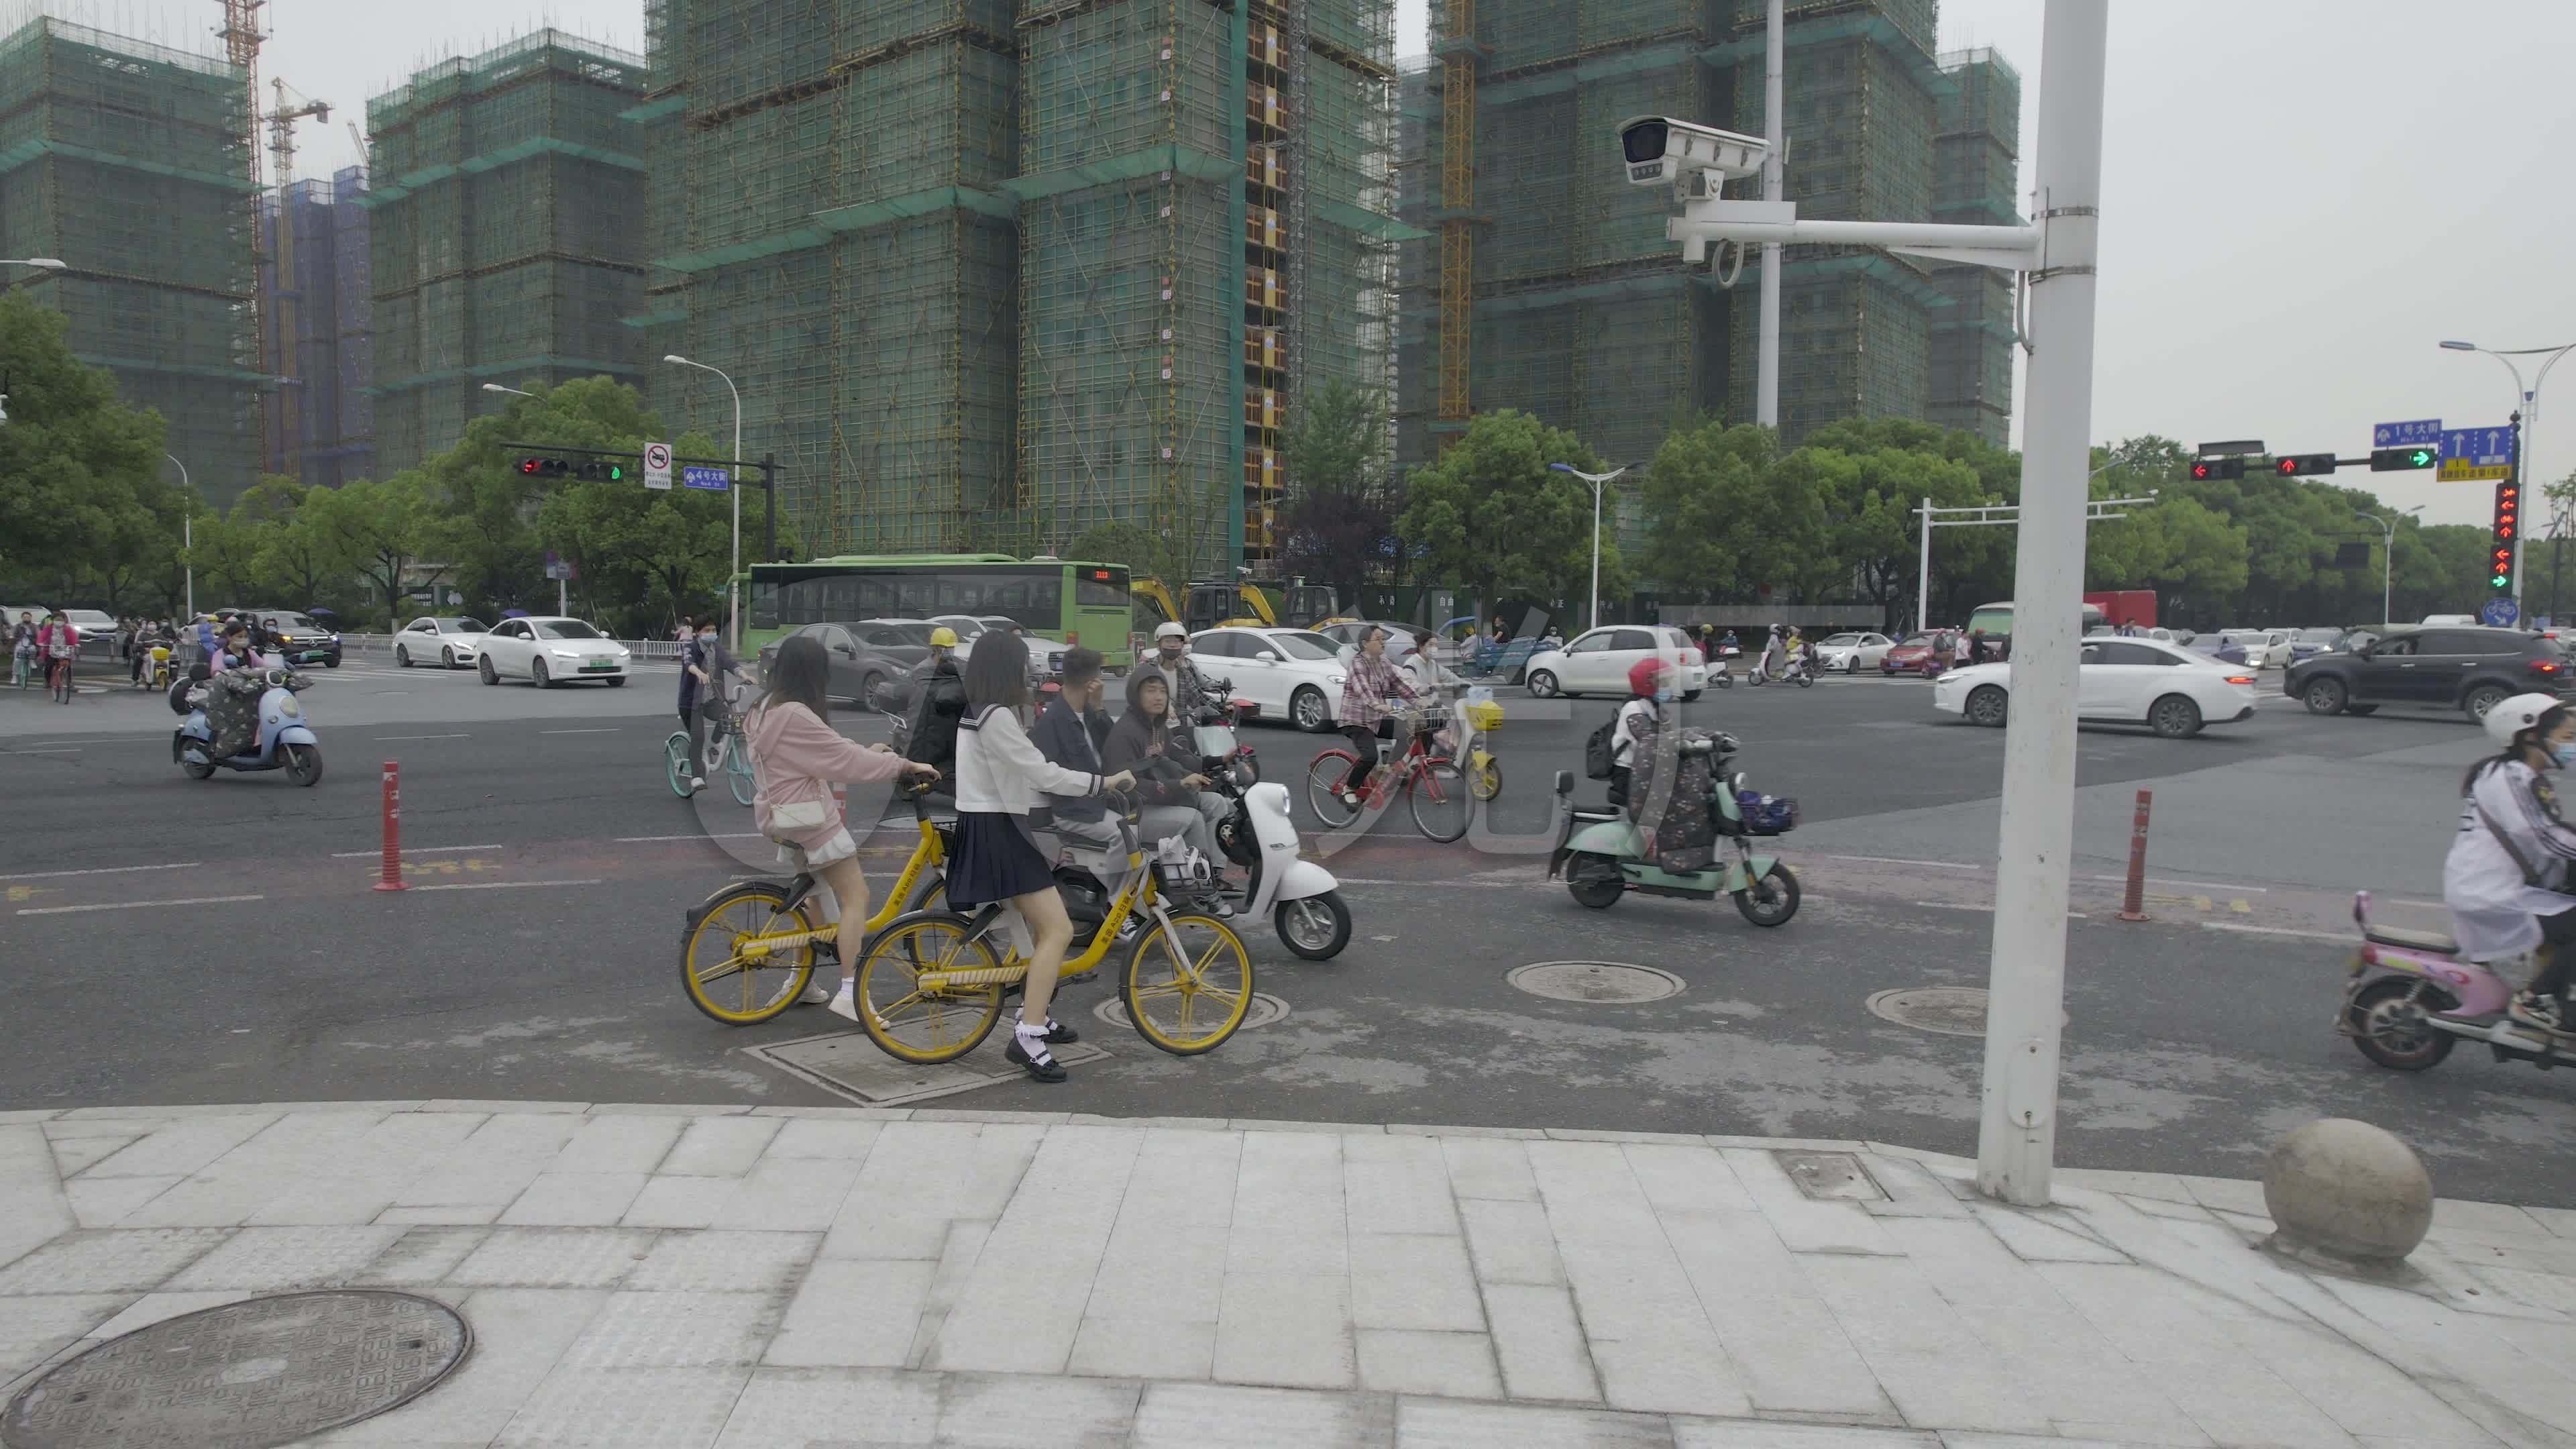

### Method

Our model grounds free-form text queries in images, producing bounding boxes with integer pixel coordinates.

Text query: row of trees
[0,296,787,636]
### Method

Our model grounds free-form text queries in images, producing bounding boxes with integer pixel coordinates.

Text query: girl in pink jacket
[747,634,941,1020]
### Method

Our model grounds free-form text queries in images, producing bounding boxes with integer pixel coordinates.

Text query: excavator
[1132,576,1352,635]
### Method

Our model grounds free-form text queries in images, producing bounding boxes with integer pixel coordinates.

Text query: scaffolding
[362,29,651,473]
[1926,45,2019,445]
[0,16,261,504]
[259,175,372,486]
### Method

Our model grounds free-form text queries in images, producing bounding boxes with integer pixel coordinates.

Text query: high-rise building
[635,0,1403,573]
[362,31,651,475]
[259,167,376,487]
[1396,0,2019,505]
[0,17,262,506]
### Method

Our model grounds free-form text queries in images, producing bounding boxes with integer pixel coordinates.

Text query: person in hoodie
[1032,646,1117,841]
[747,633,943,1021]
[1102,665,1233,914]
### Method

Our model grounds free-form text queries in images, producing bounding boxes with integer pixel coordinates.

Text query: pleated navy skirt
[947,810,1053,908]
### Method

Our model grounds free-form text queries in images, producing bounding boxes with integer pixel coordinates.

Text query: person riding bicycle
[747,634,943,1021]
[1334,625,1420,812]
[2445,692,2576,1037]
[903,626,969,792]
[680,619,737,795]
[36,610,78,704]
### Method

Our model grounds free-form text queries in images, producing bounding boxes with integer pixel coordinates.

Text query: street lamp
[0,258,65,270]
[2355,506,2422,626]
[2440,338,2576,613]
[1548,462,1629,633]
[665,354,743,651]
[481,382,535,398]
[168,454,193,619]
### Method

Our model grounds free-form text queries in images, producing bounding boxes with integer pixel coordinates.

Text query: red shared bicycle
[1303,707,1469,842]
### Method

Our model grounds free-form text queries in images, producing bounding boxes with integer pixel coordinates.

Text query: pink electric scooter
[2339,890,2571,1071]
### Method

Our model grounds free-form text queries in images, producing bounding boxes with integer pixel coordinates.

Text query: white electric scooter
[1195,700,1352,959]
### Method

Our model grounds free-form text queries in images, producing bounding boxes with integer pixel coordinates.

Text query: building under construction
[1395,0,2021,499]
[362,31,652,475]
[259,166,374,486]
[0,16,262,504]
[632,0,1404,572]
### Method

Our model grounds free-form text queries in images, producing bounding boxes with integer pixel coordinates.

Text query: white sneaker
[827,982,859,1022]
[799,981,833,1005]
[689,775,706,791]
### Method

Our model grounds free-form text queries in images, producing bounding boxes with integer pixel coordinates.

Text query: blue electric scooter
[174,668,323,786]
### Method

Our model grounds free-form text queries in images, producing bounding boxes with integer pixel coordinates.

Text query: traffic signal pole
[1661,0,2108,1204]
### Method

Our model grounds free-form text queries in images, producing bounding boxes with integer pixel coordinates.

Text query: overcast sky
[28,0,2568,529]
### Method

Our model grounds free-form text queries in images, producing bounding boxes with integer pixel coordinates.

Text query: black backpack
[1583,717,1618,780]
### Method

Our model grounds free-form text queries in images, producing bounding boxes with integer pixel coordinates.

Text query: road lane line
[407,878,603,892]
[541,728,620,735]
[19,893,262,916]
[6,747,80,754]
[614,833,765,843]
[1823,853,1982,871]
[1913,900,2089,918]
[2086,872,2269,894]
[374,733,470,741]
[0,861,203,881]
[330,844,502,859]
[2200,921,2345,943]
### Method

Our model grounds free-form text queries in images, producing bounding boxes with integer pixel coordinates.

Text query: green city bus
[742,555,1137,666]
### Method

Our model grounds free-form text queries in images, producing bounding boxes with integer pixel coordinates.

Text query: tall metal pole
[168,454,193,619]
[1976,0,2109,1208]
[1552,463,1627,631]
[1756,0,1784,429]
[1916,494,1932,634]
[665,356,744,652]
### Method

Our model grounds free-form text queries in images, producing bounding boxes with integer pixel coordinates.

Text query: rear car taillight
[2224,675,2255,685]
[2530,659,2561,675]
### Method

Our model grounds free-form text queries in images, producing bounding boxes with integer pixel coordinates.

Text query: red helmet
[1627,657,1669,697]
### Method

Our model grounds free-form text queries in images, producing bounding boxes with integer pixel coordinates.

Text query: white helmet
[1153,622,1187,643]
[2483,692,2564,749]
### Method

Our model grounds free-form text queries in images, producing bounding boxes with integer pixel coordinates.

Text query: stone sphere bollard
[2262,1118,2432,1270]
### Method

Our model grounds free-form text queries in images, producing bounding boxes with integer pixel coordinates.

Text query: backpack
[1583,717,1618,780]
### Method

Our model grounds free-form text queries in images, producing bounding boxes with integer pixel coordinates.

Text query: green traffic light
[2414,449,2434,467]
[606,464,623,480]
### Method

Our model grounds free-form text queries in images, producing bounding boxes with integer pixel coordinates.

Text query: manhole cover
[1866,986,2068,1037]
[1094,991,1290,1032]
[749,1028,1110,1106]
[4,1290,469,1449]
[1507,961,1685,1004]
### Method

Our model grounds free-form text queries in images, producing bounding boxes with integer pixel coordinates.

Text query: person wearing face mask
[1605,656,1675,808]
[2446,693,2576,1037]
[680,619,734,794]
[1146,621,1209,708]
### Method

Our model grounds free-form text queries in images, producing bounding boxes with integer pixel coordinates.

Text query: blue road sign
[2443,426,2516,467]
[682,466,730,492]
[2483,596,2520,627]
[2373,418,2440,447]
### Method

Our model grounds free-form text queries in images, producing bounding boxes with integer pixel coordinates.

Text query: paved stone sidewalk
[3,1102,2573,1448]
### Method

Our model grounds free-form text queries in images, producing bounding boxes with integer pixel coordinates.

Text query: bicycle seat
[2363,922,2458,954]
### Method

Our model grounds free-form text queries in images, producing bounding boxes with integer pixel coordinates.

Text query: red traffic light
[2189,458,2245,481]
[2275,452,2338,477]
[519,458,540,475]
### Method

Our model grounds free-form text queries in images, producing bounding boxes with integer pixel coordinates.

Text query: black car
[2284,625,2569,722]
[757,619,934,706]
[252,609,343,667]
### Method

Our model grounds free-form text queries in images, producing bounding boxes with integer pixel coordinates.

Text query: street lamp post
[2355,506,2422,626]
[2441,339,2576,615]
[0,258,66,271]
[167,454,192,619]
[665,355,743,651]
[1549,463,1629,632]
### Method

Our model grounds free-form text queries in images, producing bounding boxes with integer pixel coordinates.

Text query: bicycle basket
[1463,699,1505,733]
[1736,790,1798,835]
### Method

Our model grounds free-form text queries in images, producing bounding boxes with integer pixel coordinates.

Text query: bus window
[747,581,779,629]
[1075,568,1128,608]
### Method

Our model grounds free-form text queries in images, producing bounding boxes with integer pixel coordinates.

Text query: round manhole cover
[4,1290,470,1449]
[1507,961,1685,1004]
[1865,986,2068,1037]
[1094,991,1291,1032]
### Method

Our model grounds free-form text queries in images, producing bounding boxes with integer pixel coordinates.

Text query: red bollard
[374,761,408,892]
[2116,788,2151,921]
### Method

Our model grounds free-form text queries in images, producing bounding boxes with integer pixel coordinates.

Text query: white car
[394,614,490,669]
[926,614,989,659]
[477,616,632,688]
[1189,627,1348,731]
[1933,635,2257,738]
[1815,631,1896,672]
[1523,625,1710,700]
[2220,629,2295,669]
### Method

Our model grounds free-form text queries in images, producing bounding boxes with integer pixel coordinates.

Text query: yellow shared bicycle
[678,779,952,1025]
[853,794,1254,1063]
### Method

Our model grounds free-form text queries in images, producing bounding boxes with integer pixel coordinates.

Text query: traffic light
[2274,452,2339,477]
[518,456,568,478]
[2190,458,2245,481]
[515,457,625,481]
[578,461,625,481]
[2491,482,2520,590]
[2369,445,2438,472]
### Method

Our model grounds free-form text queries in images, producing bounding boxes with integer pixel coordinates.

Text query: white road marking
[1823,853,1982,871]
[2200,921,2346,943]
[2085,872,2269,894]
[19,893,262,916]
[329,844,502,859]
[374,733,470,741]
[0,861,203,881]
[614,833,765,843]
[7,747,80,753]
[407,878,603,892]
[541,728,621,735]
[1336,876,1512,890]
[1913,900,2090,918]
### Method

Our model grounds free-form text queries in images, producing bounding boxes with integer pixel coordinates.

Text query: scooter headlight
[278,696,301,718]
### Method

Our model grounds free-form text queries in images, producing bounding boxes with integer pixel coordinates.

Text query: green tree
[1395,410,1627,614]
[302,472,453,632]
[0,293,172,602]
[1278,377,1395,588]
[1636,420,1777,602]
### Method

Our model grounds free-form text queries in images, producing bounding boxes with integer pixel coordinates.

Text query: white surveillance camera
[1617,116,1768,188]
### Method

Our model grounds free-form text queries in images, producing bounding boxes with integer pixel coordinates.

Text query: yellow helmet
[928,626,959,648]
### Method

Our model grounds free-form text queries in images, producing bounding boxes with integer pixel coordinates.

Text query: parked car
[2185,634,2249,666]
[1315,619,1425,663]
[1879,631,1953,677]
[394,615,490,669]
[1935,636,2259,739]
[760,619,934,706]
[1815,631,1896,673]
[1190,626,1349,731]
[2221,629,2296,669]
[476,616,632,687]
[2086,624,2178,643]
[1522,625,1709,700]
[252,609,343,668]
[2286,626,2570,722]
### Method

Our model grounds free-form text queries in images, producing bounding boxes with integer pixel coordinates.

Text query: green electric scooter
[1546,733,1801,926]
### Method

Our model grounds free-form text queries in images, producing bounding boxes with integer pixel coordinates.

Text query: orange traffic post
[374,761,407,892]
[2116,788,2151,922]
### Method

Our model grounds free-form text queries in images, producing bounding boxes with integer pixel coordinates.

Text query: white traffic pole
[1976,0,2110,1208]
[1552,464,1628,632]
[1916,494,1932,635]
[1756,0,1784,429]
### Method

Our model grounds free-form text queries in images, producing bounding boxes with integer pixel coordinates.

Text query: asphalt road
[5,647,2569,1206]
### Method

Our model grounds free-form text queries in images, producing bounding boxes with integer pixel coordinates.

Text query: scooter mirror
[1553,770,1572,796]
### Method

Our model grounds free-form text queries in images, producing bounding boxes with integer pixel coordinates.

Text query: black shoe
[1004,1034,1068,1083]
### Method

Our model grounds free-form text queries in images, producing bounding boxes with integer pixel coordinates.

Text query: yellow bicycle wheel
[855,911,1008,1064]
[1122,912,1254,1055]
[679,882,819,1025]
[1469,748,1502,802]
